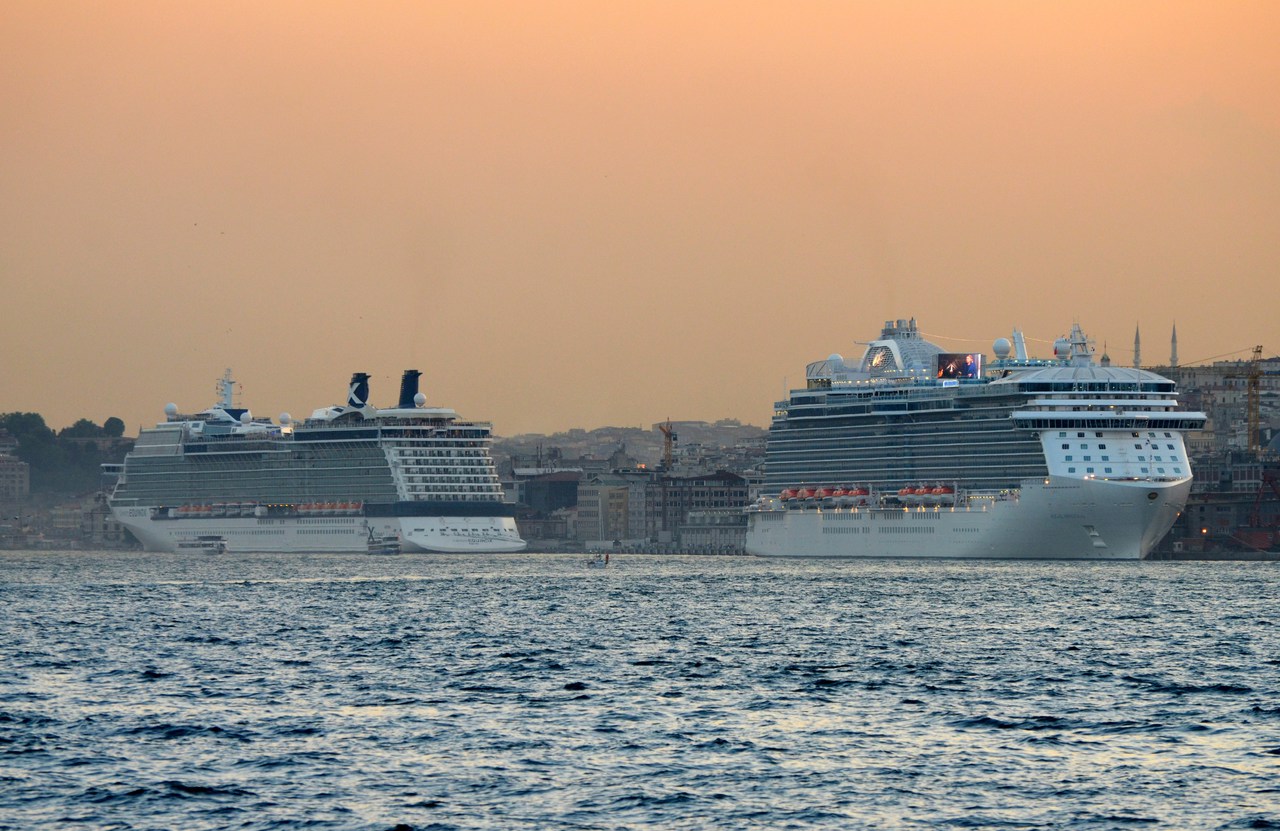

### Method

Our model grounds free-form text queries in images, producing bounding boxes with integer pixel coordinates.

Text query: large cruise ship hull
[745,477,1190,560]
[112,507,526,554]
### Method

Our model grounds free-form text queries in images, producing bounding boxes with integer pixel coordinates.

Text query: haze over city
[3,1,1277,436]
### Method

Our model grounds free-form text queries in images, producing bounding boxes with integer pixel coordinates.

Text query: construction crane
[1247,345,1264,455]
[1223,346,1265,454]
[657,420,676,470]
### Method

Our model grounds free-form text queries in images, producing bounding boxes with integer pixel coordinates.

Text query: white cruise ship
[745,319,1206,559]
[108,369,525,554]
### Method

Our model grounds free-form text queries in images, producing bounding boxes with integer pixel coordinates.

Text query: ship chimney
[348,372,370,408]
[397,369,422,409]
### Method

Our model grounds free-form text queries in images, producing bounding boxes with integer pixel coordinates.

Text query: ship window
[1167,444,1175,450]
[1098,443,1107,449]
[1158,467,1166,473]
[1083,456,1091,461]
[1062,443,1069,449]
[1134,444,1142,449]
[1068,467,1077,473]
[1095,432,1103,438]
[1105,467,1113,473]
[1077,432,1085,438]
[1080,444,1087,449]
[1087,467,1095,473]
[1165,432,1172,438]
[1138,455,1146,461]
[1059,432,1067,438]
[1101,455,1110,461]
[1065,455,1073,461]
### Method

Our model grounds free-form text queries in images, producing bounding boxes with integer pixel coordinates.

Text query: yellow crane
[657,420,676,470]
[1246,345,1263,455]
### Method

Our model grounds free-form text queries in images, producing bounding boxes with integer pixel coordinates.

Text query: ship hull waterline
[745,477,1189,560]
[112,508,526,554]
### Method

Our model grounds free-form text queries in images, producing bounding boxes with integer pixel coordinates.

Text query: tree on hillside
[59,418,106,439]
[103,417,125,437]
[1,411,130,495]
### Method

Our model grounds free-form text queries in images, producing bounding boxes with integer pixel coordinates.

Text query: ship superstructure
[745,319,1206,559]
[109,369,525,553]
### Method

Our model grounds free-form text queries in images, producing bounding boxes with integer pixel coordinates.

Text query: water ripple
[1,551,1278,829]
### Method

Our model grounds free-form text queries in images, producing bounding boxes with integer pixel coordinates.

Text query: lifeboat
[798,488,816,500]
[781,489,799,500]
[898,486,917,503]
[932,485,956,504]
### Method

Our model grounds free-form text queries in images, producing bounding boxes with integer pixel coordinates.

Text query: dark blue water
[2,551,1278,830]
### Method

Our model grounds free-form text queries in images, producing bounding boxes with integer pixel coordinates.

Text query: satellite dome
[240,412,251,424]
[280,412,292,425]
[1053,338,1071,359]
[164,402,178,417]
[413,392,426,407]
[827,353,844,364]
[993,338,1011,359]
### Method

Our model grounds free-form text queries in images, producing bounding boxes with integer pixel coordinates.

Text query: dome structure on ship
[857,318,945,379]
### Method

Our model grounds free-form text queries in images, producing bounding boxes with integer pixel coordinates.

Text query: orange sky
[2,1,1277,436]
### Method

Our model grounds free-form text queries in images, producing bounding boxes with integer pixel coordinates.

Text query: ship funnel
[397,369,422,409]
[348,372,370,408]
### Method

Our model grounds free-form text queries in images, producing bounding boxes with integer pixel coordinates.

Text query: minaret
[1170,323,1178,368]
[1133,324,1141,368]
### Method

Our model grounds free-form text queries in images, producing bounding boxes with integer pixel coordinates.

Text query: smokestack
[398,369,422,409]
[348,372,370,408]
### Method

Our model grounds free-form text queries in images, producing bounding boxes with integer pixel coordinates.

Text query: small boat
[366,527,402,555]
[586,551,610,569]
[177,535,228,555]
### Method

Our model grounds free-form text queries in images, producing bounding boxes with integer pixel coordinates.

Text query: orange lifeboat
[932,485,955,503]
[781,489,799,500]
[798,488,816,500]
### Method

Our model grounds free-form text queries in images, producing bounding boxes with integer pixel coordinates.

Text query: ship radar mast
[217,369,236,409]
[1066,323,1095,366]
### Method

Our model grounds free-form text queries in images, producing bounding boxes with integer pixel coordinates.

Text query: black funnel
[398,369,422,409]
[348,372,370,408]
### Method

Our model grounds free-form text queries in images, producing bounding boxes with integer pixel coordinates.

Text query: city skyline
[3,1,1278,435]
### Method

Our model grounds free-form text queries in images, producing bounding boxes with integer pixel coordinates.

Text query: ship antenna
[218,369,235,409]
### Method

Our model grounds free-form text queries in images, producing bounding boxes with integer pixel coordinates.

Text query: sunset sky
[3,1,1277,436]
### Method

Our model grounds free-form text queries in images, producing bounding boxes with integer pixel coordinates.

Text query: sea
[2,550,1278,831]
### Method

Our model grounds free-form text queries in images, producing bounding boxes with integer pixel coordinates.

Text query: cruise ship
[745,319,1206,559]
[108,369,526,554]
